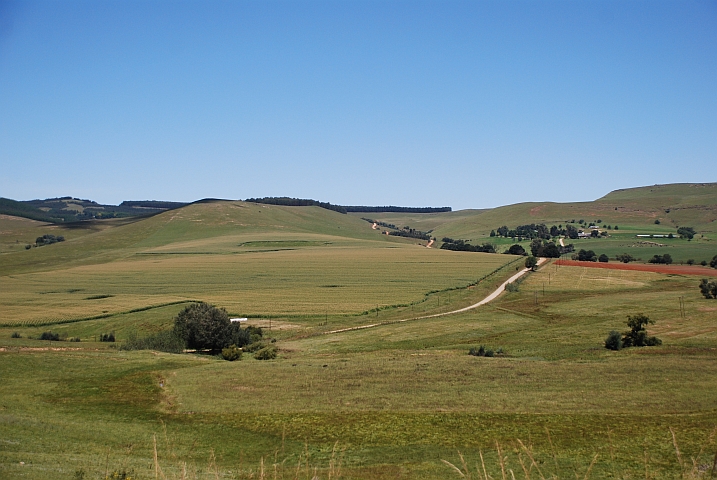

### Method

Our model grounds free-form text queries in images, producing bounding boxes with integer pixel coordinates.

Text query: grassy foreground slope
[2,263,717,479]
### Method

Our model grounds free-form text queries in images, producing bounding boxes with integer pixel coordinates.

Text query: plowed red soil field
[555,259,717,277]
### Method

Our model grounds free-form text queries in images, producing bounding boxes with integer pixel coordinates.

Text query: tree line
[245,197,452,215]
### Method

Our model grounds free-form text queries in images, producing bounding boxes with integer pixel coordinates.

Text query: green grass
[2,194,717,479]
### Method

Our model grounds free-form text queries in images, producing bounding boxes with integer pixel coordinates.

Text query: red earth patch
[555,260,717,277]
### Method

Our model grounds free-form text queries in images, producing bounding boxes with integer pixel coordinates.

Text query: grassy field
[2,190,717,479]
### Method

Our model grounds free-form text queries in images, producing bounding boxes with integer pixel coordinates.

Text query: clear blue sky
[1,1,715,210]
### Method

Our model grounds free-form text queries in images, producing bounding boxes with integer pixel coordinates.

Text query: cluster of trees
[505,244,526,256]
[571,249,606,262]
[530,239,562,258]
[35,234,65,246]
[389,227,431,240]
[605,314,661,350]
[440,238,496,253]
[493,224,552,240]
[677,226,696,239]
[648,254,673,265]
[361,218,397,229]
[699,279,717,299]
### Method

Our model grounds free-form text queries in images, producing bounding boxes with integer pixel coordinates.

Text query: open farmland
[1,187,717,479]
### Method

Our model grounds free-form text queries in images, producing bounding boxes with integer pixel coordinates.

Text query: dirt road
[323,257,546,335]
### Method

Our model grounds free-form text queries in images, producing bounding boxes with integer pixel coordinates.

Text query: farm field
[1,187,717,479]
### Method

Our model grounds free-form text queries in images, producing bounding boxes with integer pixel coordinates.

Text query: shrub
[100,332,115,342]
[11,332,21,338]
[711,255,717,269]
[254,345,278,360]
[469,346,486,356]
[616,253,634,263]
[39,331,60,341]
[505,282,519,293]
[701,260,708,266]
[604,331,622,351]
[243,341,267,353]
[221,345,243,361]
[598,254,609,263]
[121,330,185,354]
[654,219,660,224]
[686,259,695,265]
[25,244,31,250]
[699,279,717,299]
[69,337,81,342]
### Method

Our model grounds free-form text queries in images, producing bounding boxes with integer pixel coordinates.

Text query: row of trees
[440,238,496,253]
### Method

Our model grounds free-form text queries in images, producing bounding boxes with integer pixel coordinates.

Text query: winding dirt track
[555,260,717,277]
[323,257,546,335]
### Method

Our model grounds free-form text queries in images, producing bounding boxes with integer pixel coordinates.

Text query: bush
[711,255,717,269]
[604,330,622,351]
[598,254,609,263]
[699,279,717,299]
[39,331,60,341]
[11,332,21,338]
[686,259,695,265]
[616,253,634,263]
[121,330,185,354]
[69,337,81,342]
[469,346,502,357]
[505,282,519,292]
[100,332,115,342]
[221,345,243,361]
[701,260,708,266]
[649,254,673,265]
[243,341,267,353]
[254,345,278,360]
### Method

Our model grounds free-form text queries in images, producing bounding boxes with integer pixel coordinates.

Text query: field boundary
[2,300,201,328]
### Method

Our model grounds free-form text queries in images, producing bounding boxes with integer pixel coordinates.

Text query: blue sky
[1,1,715,210]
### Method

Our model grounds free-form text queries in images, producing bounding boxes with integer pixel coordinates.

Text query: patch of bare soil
[555,260,717,277]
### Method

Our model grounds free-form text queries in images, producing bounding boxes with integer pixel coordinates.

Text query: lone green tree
[525,256,538,271]
[173,302,233,352]
[621,314,661,347]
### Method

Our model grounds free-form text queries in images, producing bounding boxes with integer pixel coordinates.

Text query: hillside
[0,200,402,276]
